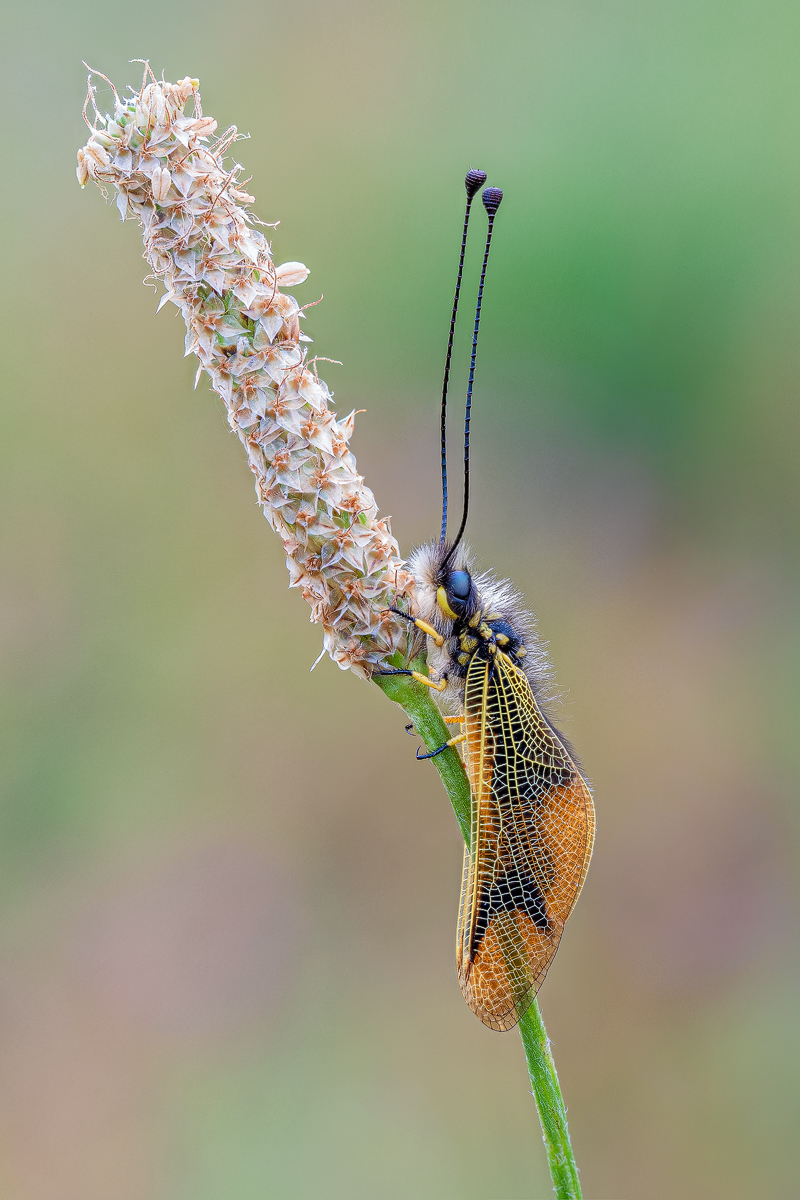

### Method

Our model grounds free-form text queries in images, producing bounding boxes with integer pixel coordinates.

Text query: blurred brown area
[1,1,799,1197]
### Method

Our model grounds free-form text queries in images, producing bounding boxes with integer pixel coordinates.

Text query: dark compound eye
[448,570,472,599]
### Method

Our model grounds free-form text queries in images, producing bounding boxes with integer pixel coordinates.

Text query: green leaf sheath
[373,664,582,1200]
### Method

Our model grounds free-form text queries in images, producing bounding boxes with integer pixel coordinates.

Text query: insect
[378,171,595,1032]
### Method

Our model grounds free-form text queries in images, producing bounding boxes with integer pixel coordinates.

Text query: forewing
[456,652,595,1032]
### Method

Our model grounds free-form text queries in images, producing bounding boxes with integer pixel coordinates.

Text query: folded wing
[457,652,595,1031]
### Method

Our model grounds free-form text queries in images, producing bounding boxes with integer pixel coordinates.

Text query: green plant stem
[374,660,582,1200]
[518,1001,582,1199]
[374,656,471,843]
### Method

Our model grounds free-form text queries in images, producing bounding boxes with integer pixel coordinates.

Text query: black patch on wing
[467,657,577,959]
[490,725,573,802]
[471,865,551,958]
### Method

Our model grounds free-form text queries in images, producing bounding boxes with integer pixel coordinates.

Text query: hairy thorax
[407,540,544,708]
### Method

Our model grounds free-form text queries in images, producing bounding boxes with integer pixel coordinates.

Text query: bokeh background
[1,1,799,1197]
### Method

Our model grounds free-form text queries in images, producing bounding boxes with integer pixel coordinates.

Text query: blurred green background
[1,1,799,1197]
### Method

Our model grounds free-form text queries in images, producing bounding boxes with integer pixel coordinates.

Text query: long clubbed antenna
[439,168,487,545]
[443,186,503,567]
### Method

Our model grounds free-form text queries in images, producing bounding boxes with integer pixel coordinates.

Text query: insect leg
[413,673,448,692]
[411,618,445,647]
[407,716,461,731]
[375,668,448,693]
[385,606,445,647]
[416,732,466,760]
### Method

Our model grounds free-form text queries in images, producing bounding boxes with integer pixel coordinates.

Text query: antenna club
[482,186,503,216]
[465,168,487,198]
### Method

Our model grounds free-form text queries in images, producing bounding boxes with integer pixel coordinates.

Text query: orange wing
[456,651,595,1031]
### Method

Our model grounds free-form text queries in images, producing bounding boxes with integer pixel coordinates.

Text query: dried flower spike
[77,70,414,677]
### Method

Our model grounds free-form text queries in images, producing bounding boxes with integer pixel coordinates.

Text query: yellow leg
[444,714,464,724]
[385,606,445,648]
[416,729,466,759]
[412,618,444,647]
[375,666,447,692]
[409,670,447,693]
